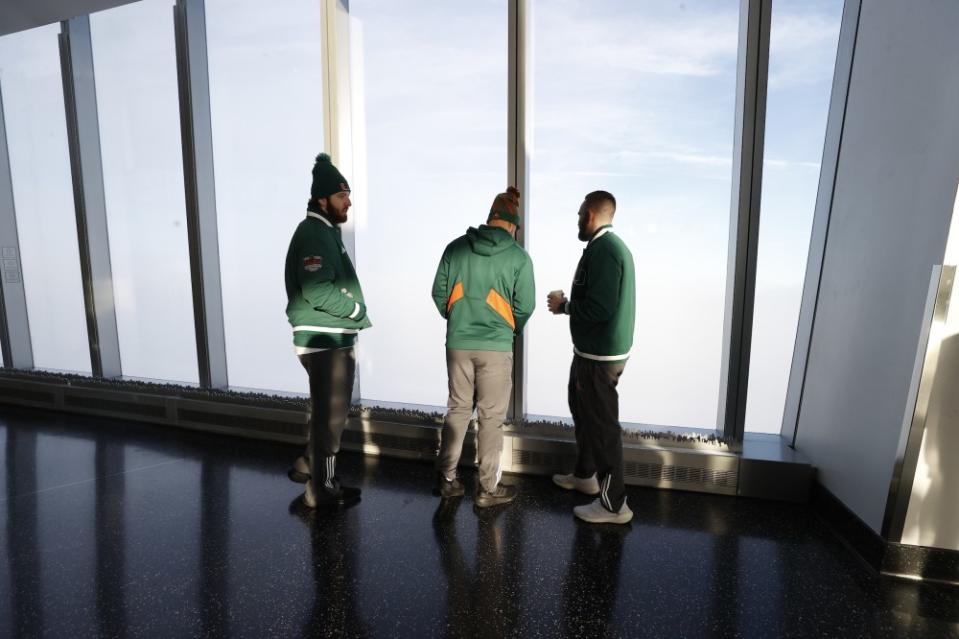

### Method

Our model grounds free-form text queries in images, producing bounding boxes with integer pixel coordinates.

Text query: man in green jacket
[431,187,535,507]
[547,190,636,524]
[285,153,371,509]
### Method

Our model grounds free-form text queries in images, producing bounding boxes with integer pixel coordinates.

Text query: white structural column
[782,0,863,444]
[508,0,532,421]
[174,0,228,389]
[717,0,771,441]
[59,16,122,378]
[0,84,34,369]
[321,0,360,401]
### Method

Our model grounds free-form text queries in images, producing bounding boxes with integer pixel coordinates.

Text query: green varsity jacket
[285,212,372,348]
[568,225,635,361]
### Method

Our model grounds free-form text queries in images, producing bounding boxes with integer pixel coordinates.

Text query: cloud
[768,9,843,89]
[533,0,739,77]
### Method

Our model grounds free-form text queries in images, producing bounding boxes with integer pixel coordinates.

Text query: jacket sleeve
[298,236,365,320]
[512,254,536,333]
[431,246,452,318]
[569,248,621,324]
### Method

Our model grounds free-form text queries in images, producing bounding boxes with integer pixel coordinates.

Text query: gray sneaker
[475,484,518,508]
[573,498,633,524]
[552,472,601,495]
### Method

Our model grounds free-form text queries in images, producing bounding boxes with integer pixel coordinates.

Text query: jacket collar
[589,225,613,245]
[307,211,335,227]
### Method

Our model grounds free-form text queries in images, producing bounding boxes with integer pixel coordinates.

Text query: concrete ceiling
[0,0,140,37]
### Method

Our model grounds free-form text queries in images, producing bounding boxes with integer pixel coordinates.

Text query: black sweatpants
[299,347,356,497]
[568,355,627,512]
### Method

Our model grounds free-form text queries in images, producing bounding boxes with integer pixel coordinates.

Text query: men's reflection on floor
[290,500,370,638]
[432,500,523,638]
[561,522,628,639]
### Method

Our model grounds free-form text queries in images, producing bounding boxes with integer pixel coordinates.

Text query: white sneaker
[573,498,633,524]
[552,473,600,495]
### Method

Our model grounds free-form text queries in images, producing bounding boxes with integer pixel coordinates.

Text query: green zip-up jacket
[568,226,635,361]
[432,225,535,352]
[285,212,372,348]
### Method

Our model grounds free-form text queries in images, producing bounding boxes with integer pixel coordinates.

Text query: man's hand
[547,290,568,315]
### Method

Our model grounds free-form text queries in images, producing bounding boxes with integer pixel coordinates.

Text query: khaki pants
[436,348,513,493]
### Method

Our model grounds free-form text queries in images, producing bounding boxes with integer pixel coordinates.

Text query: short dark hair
[584,190,616,214]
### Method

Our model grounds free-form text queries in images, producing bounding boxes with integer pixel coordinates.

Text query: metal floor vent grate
[625,461,738,488]
[177,409,303,437]
[512,448,576,469]
[64,394,166,418]
[0,386,56,406]
[343,430,437,454]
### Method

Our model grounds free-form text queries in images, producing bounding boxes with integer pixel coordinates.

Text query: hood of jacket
[466,225,515,256]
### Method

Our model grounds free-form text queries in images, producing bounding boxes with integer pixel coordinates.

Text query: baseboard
[812,482,959,586]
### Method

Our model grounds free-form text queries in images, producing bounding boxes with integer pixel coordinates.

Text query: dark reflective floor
[1,407,957,639]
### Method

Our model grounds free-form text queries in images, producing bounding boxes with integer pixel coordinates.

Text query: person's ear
[317,197,328,211]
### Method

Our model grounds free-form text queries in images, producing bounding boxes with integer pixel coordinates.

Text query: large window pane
[91,0,199,383]
[527,1,739,429]
[745,0,843,433]
[0,25,90,373]
[350,1,508,408]
[206,0,324,394]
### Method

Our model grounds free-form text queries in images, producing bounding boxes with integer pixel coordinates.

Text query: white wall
[0,0,139,37]
[902,190,959,551]
[794,0,959,534]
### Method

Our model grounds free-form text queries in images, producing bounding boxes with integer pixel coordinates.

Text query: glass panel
[0,25,90,373]
[206,0,324,394]
[527,1,740,429]
[90,0,199,383]
[745,0,843,433]
[349,0,508,408]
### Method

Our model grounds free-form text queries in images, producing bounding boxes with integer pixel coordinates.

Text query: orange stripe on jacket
[447,282,465,313]
[485,289,515,330]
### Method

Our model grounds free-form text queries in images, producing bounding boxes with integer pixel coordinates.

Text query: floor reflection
[1,410,957,638]
[200,454,230,637]
[432,500,524,639]
[289,500,370,638]
[94,432,126,638]
[561,522,628,638]
[6,427,41,638]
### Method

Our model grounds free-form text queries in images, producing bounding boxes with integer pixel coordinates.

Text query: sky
[0,0,843,433]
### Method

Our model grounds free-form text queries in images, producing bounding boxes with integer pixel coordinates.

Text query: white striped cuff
[573,346,630,362]
[292,325,359,334]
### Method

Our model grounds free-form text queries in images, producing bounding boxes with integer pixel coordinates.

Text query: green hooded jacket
[285,212,372,348]
[431,225,535,352]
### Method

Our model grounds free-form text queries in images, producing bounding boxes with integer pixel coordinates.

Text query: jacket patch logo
[303,256,323,272]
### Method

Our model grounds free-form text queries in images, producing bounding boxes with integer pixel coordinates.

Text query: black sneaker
[434,473,465,498]
[306,482,362,508]
[475,484,517,508]
[287,455,310,484]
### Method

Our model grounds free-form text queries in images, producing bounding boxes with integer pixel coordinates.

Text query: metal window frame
[59,16,122,379]
[717,0,771,442]
[0,83,34,369]
[174,0,228,389]
[781,0,862,444]
[508,0,531,421]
